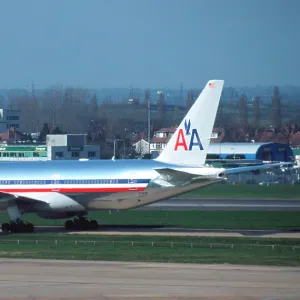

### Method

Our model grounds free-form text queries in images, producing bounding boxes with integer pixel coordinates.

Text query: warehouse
[207,142,294,162]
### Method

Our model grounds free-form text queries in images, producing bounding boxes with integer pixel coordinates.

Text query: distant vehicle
[0,80,290,233]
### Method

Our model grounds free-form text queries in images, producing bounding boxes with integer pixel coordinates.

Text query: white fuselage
[0,159,225,217]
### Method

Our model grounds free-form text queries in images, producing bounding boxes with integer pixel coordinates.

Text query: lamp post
[231,147,235,160]
[147,97,151,155]
[113,139,120,159]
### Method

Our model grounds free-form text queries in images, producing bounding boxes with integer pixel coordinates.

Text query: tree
[50,125,64,134]
[252,96,260,128]
[239,94,248,131]
[186,91,193,111]
[156,92,166,128]
[271,86,281,129]
[39,123,50,142]
[90,94,98,114]
[215,103,224,127]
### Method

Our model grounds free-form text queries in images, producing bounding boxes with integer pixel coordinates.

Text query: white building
[295,155,300,168]
[0,109,21,132]
[46,134,100,160]
[133,139,149,156]
[150,127,176,155]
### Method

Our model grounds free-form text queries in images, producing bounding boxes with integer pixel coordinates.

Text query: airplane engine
[16,192,86,216]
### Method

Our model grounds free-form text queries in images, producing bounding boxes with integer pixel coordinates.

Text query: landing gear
[64,217,98,231]
[2,204,34,233]
[1,220,34,233]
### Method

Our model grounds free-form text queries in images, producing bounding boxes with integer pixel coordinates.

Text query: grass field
[0,234,299,266]
[182,184,300,199]
[1,210,300,229]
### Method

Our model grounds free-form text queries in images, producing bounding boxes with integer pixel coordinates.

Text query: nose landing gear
[1,220,34,233]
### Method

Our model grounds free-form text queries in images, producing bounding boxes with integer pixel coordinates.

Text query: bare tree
[239,94,248,131]
[252,96,260,128]
[271,86,281,129]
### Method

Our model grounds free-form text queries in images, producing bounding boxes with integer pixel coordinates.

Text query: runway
[0,258,299,300]
[139,198,300,210]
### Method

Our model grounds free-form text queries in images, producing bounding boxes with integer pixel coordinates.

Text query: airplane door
[128,174,138,191]
[52,179,60,192]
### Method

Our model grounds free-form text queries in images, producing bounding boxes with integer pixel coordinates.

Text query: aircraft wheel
[26,223,34,233]
[89,220,98,230]
[10,222,22,233]
[65,220,74,230]
[1,223,10,233]
[81,219,90,230]
[73,218,82,230]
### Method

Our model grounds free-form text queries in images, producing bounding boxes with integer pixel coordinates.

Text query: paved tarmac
[0,258,299,300]
[140,198,300,210]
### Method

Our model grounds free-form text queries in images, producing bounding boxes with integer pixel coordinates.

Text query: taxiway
[0,258,299,300]
[141,198,300,210]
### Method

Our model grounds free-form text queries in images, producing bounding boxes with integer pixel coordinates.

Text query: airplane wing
[224,162,293,174]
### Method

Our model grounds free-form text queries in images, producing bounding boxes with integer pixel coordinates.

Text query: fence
[1,239,300,251]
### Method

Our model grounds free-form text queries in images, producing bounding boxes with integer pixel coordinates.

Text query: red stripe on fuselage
[0,187,146,193]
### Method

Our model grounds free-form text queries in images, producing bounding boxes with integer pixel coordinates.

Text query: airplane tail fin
[155,79,224,166]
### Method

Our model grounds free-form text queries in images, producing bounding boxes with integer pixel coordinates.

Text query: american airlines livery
[0,80,289,233]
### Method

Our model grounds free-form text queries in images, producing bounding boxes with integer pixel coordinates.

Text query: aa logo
[174,119,204,151]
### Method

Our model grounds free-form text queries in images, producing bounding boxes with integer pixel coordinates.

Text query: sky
[0,0,299,89]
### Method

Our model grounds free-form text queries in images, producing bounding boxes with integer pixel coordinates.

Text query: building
[46,134,100,160]
[293,148,300,168]
[207,142,294,162]
[0,109,21,132]
[0,127,23,143]
[150,127,176,155]
[211,127,225,143]
[0,134,100,161]
[133,139,149,156]
[0,145,47,161]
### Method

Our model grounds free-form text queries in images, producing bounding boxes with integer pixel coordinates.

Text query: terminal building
[0,145,47,161]
[0,134,100,161]
[46,134,100,160]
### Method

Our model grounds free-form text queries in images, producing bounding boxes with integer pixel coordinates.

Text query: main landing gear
[1,220,34,233]
[64,217,98,231]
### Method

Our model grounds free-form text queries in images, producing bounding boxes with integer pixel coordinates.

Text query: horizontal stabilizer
[154,168,195,185]
[153,167,219,187]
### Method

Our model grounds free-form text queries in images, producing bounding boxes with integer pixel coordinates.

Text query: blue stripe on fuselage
[0,179,151,185]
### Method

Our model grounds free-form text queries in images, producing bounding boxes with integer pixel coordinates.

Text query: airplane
[0,79,291,233]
